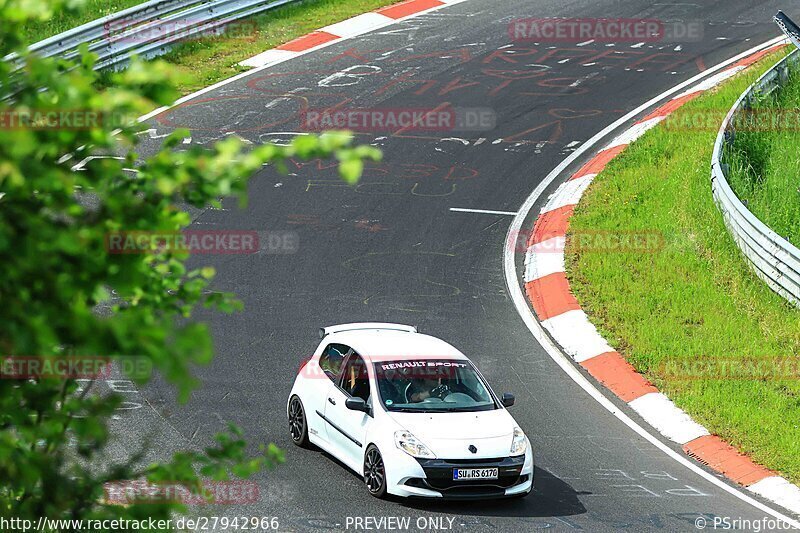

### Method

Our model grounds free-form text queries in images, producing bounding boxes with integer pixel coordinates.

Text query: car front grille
[413,456,525,492]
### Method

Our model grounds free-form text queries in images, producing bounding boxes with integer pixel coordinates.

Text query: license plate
[453,467,499,481]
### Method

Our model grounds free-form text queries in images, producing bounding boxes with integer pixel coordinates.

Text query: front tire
[288,395,310,448]
[363,445,387,498]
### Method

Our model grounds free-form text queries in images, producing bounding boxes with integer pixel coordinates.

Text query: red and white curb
[239,0,470,68]
[521,41,800,516]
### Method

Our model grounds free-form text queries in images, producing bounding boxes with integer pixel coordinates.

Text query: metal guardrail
[6,0,302,70]
[711,48,800,307]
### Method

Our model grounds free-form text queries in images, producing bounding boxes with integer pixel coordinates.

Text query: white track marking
[504,35,800,527]
[449,208,517,216]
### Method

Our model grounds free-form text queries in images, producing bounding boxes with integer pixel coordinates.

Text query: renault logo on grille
[468,444,477,454]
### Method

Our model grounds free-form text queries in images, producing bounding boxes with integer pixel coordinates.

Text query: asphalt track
[106,0,800,531]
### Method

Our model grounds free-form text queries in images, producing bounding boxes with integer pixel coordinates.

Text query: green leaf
[338,159,363,185]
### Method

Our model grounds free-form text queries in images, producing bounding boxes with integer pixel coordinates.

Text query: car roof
[325,329,468,362]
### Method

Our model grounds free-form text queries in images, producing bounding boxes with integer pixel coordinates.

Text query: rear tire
[363,445,388,499]
[288,395,310,448]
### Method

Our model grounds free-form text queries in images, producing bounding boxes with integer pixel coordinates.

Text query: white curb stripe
[524,238,566,281]
[629,393,710,445]
[540,310,614,363]
[239,49,300,68]
[673,66,746,98]
[320,12,394,38]
[606,116,665,148]
[749,477,800,514]
[541,174,594,214]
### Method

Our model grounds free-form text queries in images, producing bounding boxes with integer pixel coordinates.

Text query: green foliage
[0,0,380,524]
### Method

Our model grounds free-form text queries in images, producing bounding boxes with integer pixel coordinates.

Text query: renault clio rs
[287,323,534,500]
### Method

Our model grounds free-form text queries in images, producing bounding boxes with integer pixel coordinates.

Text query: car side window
[339,354,370,403]
[319,343,349,382]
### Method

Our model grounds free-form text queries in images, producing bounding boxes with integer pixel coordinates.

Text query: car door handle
[328,397,336,405]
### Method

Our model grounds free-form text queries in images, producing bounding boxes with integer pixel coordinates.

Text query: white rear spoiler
[319,322,417,339]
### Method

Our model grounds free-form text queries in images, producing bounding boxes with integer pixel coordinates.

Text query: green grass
[726,59,800,245]
[565,48,800,484]
[22,0,148,44]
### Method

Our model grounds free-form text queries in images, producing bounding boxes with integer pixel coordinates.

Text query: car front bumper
[387,446,534,500]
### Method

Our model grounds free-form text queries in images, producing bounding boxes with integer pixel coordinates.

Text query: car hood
[387,409,518,459]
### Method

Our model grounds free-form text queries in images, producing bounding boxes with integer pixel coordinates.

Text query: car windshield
[373,359,498,412]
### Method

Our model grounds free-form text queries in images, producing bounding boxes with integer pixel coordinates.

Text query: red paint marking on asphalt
[571,144,627,180]
[695,56,706,72]
[525,273,581,321]
[377,0,444,19]
[683,435,773,486]
[580,352,658,402]
[392,101,451,135]
[277,31,340,52]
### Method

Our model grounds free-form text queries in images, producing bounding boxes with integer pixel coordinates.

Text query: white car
[287,323,534,500]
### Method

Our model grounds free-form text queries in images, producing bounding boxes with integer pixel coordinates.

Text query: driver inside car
[406,375,450,403]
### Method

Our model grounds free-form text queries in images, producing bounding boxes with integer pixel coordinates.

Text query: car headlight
[510,427,527,456]
[394,430,436,459]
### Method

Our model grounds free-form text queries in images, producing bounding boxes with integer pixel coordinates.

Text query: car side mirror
[501,393,515,408]
[346,397,370,413]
